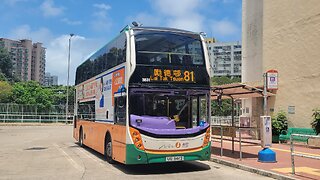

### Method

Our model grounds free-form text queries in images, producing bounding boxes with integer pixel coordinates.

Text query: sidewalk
[210,136,320,180]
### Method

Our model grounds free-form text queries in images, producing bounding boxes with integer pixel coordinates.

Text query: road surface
[0,125,271,180]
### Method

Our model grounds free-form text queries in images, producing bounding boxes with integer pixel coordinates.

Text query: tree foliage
[0,80,76,114]
[49,85,75,106]
[211,76,241,116]
[271,111,288,135]
[11,81,54,112]
[0,47,13,81]
[311,108,320,135]
[211,76,241,86]
[0,81,13,103]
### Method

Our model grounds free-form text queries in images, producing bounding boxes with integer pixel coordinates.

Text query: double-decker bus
[73,25,211,164]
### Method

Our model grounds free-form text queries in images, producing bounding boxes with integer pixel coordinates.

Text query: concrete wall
[263,0,320,127]
[241,0,263,83]
[243,0,320,128]
[241,0,264,130]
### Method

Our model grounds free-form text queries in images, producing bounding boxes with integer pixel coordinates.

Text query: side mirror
[118,96,125,108]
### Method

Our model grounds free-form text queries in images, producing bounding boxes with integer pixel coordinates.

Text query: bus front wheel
[105,135,114,164]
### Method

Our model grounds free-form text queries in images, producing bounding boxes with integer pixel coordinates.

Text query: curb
[210,157,296,180]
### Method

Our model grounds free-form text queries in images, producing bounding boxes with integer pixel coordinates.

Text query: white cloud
[93,3,111,11]
[211,19,239,36]
[153,0,201,18]
[149,0,205,32]
[167,13,204,32]
[126,0,241,41]
[8,25,102,85]
[91,3,112,32]
[4,0,30,6]
[61,18,82,26]
[126,13,161,27]
[40,0,64,17]
[8,24,53,43]
[46,35,101,85]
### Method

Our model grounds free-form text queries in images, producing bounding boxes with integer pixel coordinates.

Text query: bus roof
[130,26,200,35]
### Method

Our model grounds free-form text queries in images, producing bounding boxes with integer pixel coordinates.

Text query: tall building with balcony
[44,72,58,86]
[206,41,242,78]
[0,38,46,84]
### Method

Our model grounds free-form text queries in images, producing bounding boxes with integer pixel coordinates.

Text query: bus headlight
[202,127,211,147]
[129,127,145,151]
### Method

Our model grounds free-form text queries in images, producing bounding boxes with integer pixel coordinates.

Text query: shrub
[272,111,288,135]
[311,108,320,135]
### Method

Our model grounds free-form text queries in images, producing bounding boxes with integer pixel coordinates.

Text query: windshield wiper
[130,83,154,89]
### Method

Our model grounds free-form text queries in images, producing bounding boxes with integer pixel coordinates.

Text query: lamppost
[66,33,74,123]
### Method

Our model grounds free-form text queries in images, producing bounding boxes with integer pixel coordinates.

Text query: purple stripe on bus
[130,114,208,135]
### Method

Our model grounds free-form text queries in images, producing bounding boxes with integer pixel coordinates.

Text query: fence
[0,114,73,123]
[290,134,320,174]
[211,116,240,126]
[0,103,74,123]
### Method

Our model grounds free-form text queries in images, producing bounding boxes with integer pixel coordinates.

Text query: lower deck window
[77,101,95,120]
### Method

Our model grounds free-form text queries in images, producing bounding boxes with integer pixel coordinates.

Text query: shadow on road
[113,161,211,175]
[73,142,211,175]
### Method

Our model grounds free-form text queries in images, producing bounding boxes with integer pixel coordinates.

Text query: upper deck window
[75,33,126,85]
[135,31,205,66]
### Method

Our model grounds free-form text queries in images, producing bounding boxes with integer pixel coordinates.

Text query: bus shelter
[210,83,275,158]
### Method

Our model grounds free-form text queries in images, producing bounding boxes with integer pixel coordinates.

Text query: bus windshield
[135,31,205,66]
[129,88,209,133]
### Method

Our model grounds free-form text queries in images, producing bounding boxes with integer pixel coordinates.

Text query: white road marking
[53,143,84,171]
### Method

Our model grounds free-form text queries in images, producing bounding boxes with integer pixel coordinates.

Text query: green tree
[211,76,241,86]
[0,47,13,80]
[271,111,288,135]
[49,85,75,106]
[311,108,320,135]
[12,81,53,112]
[211,76,241,116]
[0,81,13,103]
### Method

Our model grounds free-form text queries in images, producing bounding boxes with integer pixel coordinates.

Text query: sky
[0,0,242,85]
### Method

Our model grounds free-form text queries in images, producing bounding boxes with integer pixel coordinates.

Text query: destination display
[142,68,195,83]
[129,66,210,86]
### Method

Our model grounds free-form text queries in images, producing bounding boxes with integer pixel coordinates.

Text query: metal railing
[212,125,258,161]
[0,113,73,124]
[211,116,240,126]
[290,134,320,175]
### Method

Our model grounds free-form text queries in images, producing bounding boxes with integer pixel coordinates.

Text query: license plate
[166,156,184,162]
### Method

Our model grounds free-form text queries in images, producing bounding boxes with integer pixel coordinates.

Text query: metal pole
[220,126,223,156]
[239,128,242,161]
[21,106,23,123]
[5,104,9,123]
[263,73,268,116]
[290,134,295,175]
[231,97,234,153]
[66,33,74,123]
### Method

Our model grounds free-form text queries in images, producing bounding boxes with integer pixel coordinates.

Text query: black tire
[105,135,114,164]
[79,128,84,147]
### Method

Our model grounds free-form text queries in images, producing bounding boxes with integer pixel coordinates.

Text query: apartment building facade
[44,72,58,86]
[206,41,242,78]
[0,38,46,84]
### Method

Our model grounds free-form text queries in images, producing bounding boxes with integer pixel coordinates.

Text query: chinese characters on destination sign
[142,69,196,83]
